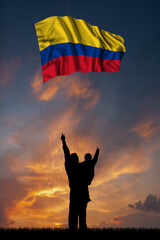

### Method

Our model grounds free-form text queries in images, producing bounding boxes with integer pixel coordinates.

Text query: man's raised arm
[92,147,99,165]
[61,133,70,162]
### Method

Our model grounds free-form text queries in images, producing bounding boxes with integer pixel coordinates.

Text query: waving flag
[35,16,126,83]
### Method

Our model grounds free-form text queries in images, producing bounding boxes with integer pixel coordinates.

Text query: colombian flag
[35,16,126,83]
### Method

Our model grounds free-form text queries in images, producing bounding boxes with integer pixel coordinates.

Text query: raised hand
[96,147,99,153]
[61,133,65,142]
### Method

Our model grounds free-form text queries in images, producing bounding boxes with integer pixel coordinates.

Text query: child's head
[84,153,92,162]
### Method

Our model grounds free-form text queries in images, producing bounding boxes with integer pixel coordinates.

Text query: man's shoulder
[79,161,85,166]
[79,161,85,165]
[78,161,86,169]
[79,161,94,169]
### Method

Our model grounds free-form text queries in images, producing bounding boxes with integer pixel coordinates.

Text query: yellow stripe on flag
[35,16,126,53]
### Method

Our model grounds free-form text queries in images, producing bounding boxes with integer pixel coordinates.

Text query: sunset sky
[1,0,160,228]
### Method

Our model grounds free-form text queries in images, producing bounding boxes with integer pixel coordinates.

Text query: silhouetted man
[61,133,90,231]
[61,133,99,231]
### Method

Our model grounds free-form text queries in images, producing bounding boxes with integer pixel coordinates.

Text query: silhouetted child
[80,148,99,186]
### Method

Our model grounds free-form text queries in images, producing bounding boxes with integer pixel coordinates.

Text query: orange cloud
[30,71,43,95]
[31,72,100,109]
[31,71,60,101]
[64,75,100,109]
[89,140,153,191]
[131,119,160,140]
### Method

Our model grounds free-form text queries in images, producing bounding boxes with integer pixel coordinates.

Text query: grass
[0,227,160,236]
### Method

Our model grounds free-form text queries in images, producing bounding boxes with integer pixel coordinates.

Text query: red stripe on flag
[42,55,121,83]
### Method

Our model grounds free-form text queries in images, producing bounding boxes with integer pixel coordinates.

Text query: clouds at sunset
[31,71,100,110]
[0,68,160,227]
[131,118,160,140]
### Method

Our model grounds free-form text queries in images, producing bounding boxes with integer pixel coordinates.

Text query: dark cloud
[128,194,160,212]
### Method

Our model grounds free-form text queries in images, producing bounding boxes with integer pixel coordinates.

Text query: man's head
[84,153,92,162]
[70,153,79,164]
